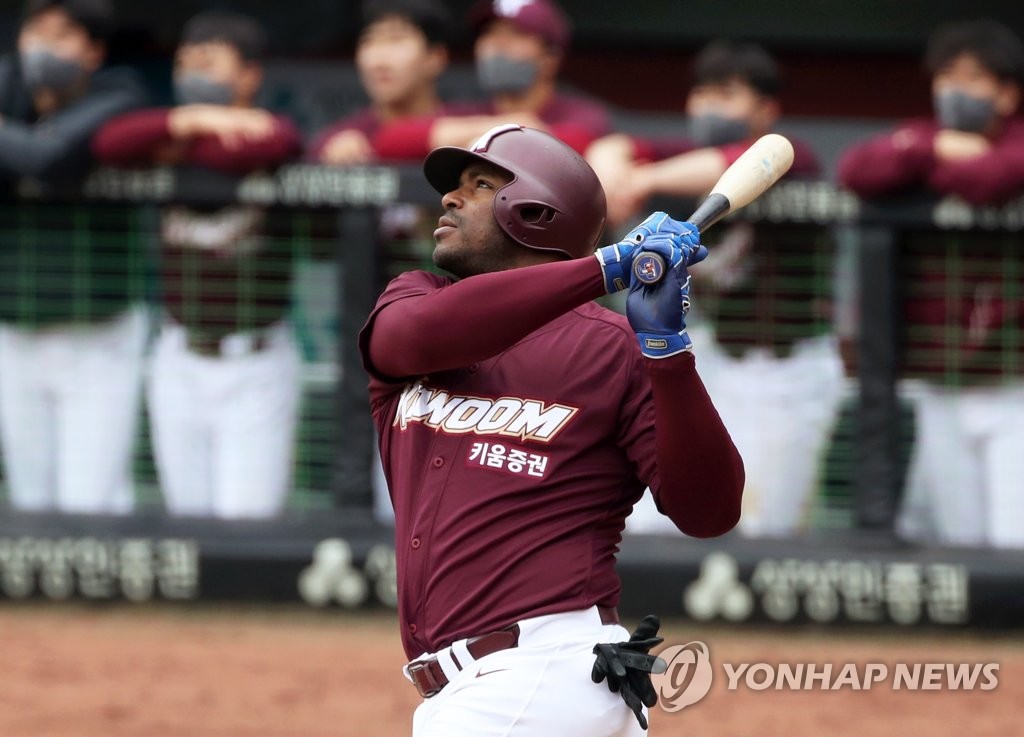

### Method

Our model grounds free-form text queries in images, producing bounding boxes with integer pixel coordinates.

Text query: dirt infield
[2,604,1020,737]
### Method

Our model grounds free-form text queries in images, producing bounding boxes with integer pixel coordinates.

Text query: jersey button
[409,623,418,634]
[431,456,445,468]
[411,537,421,550]
[468,363,480,373]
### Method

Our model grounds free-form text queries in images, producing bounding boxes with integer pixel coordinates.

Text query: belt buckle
[408,660,443,699]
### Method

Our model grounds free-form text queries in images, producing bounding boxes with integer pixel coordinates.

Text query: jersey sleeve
[358,270,451,396]
[837,121,937,197]
[928,123,1024,204]
[617,349,744,538]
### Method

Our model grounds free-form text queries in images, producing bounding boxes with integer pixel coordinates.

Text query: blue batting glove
[595,211,694,293]
[626,231,708,358]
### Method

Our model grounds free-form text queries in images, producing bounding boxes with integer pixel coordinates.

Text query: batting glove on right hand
[592,615,668,731]
[626,230,707,358]
[595,211,693,293]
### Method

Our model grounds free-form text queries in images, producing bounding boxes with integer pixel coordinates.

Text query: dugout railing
[0,167,1022,629]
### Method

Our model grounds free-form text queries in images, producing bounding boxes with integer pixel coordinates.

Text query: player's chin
[433,244,477,279]
[432,241,460,273]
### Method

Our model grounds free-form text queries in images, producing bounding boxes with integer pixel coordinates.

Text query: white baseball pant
[147,319,301,519]
[898,379,1024,548]
[0,305,148,514]
[627,331,845,537]
[409,606,646,737]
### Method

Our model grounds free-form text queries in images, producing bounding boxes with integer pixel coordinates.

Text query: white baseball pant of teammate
[408,606,646,737]
[897,379,1024,549]
[0,305,148,514]
[627,328,844,536]
[147,319,302,518]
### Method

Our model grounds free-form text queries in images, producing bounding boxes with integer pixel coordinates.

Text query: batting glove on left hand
[626,230,707,358]
[592,615,668,731]
[595,211,693,293]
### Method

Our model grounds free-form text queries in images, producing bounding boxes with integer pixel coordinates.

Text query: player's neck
[491,79,554,117]
[377,89,442,122]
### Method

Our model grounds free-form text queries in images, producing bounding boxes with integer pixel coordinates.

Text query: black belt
[407,606,619,699]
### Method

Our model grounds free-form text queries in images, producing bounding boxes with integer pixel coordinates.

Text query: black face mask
[689,112,750,147]
[174,73,235,106]
[476,54,539,95]
[19,48,86,95]
[934,89,997,133]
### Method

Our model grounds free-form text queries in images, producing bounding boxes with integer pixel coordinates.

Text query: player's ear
[237,61,263,105]
[425,44,448,80]
[752,96,781,135]
[539,46,561,80]
[994,81,1020,117]
[81,39,105,74]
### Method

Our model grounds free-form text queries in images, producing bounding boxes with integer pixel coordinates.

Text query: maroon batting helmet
[423,124,607,260]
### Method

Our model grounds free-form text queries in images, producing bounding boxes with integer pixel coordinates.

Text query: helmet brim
[423,146,514,195]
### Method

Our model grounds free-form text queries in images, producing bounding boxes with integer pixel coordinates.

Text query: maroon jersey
[631,133,820,179]
[369,92,611,161]
[839,118,1024,382]
[92,108,300,336]
[359,262,743,658]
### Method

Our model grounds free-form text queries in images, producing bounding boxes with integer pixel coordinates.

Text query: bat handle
[687,192,731,233]
[631,192,730,286]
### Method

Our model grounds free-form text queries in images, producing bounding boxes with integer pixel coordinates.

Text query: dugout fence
[0,166,1021,629]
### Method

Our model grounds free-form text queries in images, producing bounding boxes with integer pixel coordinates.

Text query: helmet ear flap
[511,201,560,230]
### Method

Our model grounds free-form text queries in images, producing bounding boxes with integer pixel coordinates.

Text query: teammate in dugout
[588,41,837,539]
[359,124,744,735]
[838,19,1024,549]
[92,11,303,519]
[367,0,611,159]
[0,0,147,514]
[308,0,452,166]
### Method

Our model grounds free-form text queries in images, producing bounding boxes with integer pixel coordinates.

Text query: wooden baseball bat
[632,133,795,285]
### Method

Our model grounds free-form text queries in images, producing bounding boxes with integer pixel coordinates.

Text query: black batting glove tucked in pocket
[591,614,668,730]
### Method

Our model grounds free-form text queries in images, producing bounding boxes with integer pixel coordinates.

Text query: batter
[359,124,744,735]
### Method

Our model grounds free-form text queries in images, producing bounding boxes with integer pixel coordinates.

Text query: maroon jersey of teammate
[92,109,301,334]
[365,94,610,161]
[838,118,1024,205]
[359,127,743,659]
[839,119,1024,380]
[629,133,820,178]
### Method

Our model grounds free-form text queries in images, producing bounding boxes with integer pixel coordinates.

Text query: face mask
[476,54,539,95]
[934,89,997,133]
[689,112,750,147]
[174,73,235,106]
[19,48,86,95]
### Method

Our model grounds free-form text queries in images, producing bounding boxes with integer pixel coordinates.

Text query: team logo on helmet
[470,123,523,153]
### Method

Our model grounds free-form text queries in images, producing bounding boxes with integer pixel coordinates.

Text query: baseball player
[588,41,839,538]
[92,11,302,518]
[839,20,1024,548]
[370,0,611,158]
[0,0,147,514]
[359,124,744,735]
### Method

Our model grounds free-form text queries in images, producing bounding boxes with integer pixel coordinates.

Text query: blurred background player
[0,0,147,514]
[308,0,451,166]
[370,0,610,158]
[838,19,1024,548]
[93,11,302,519]
[586,39,818,227]
[600,41,840,538]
